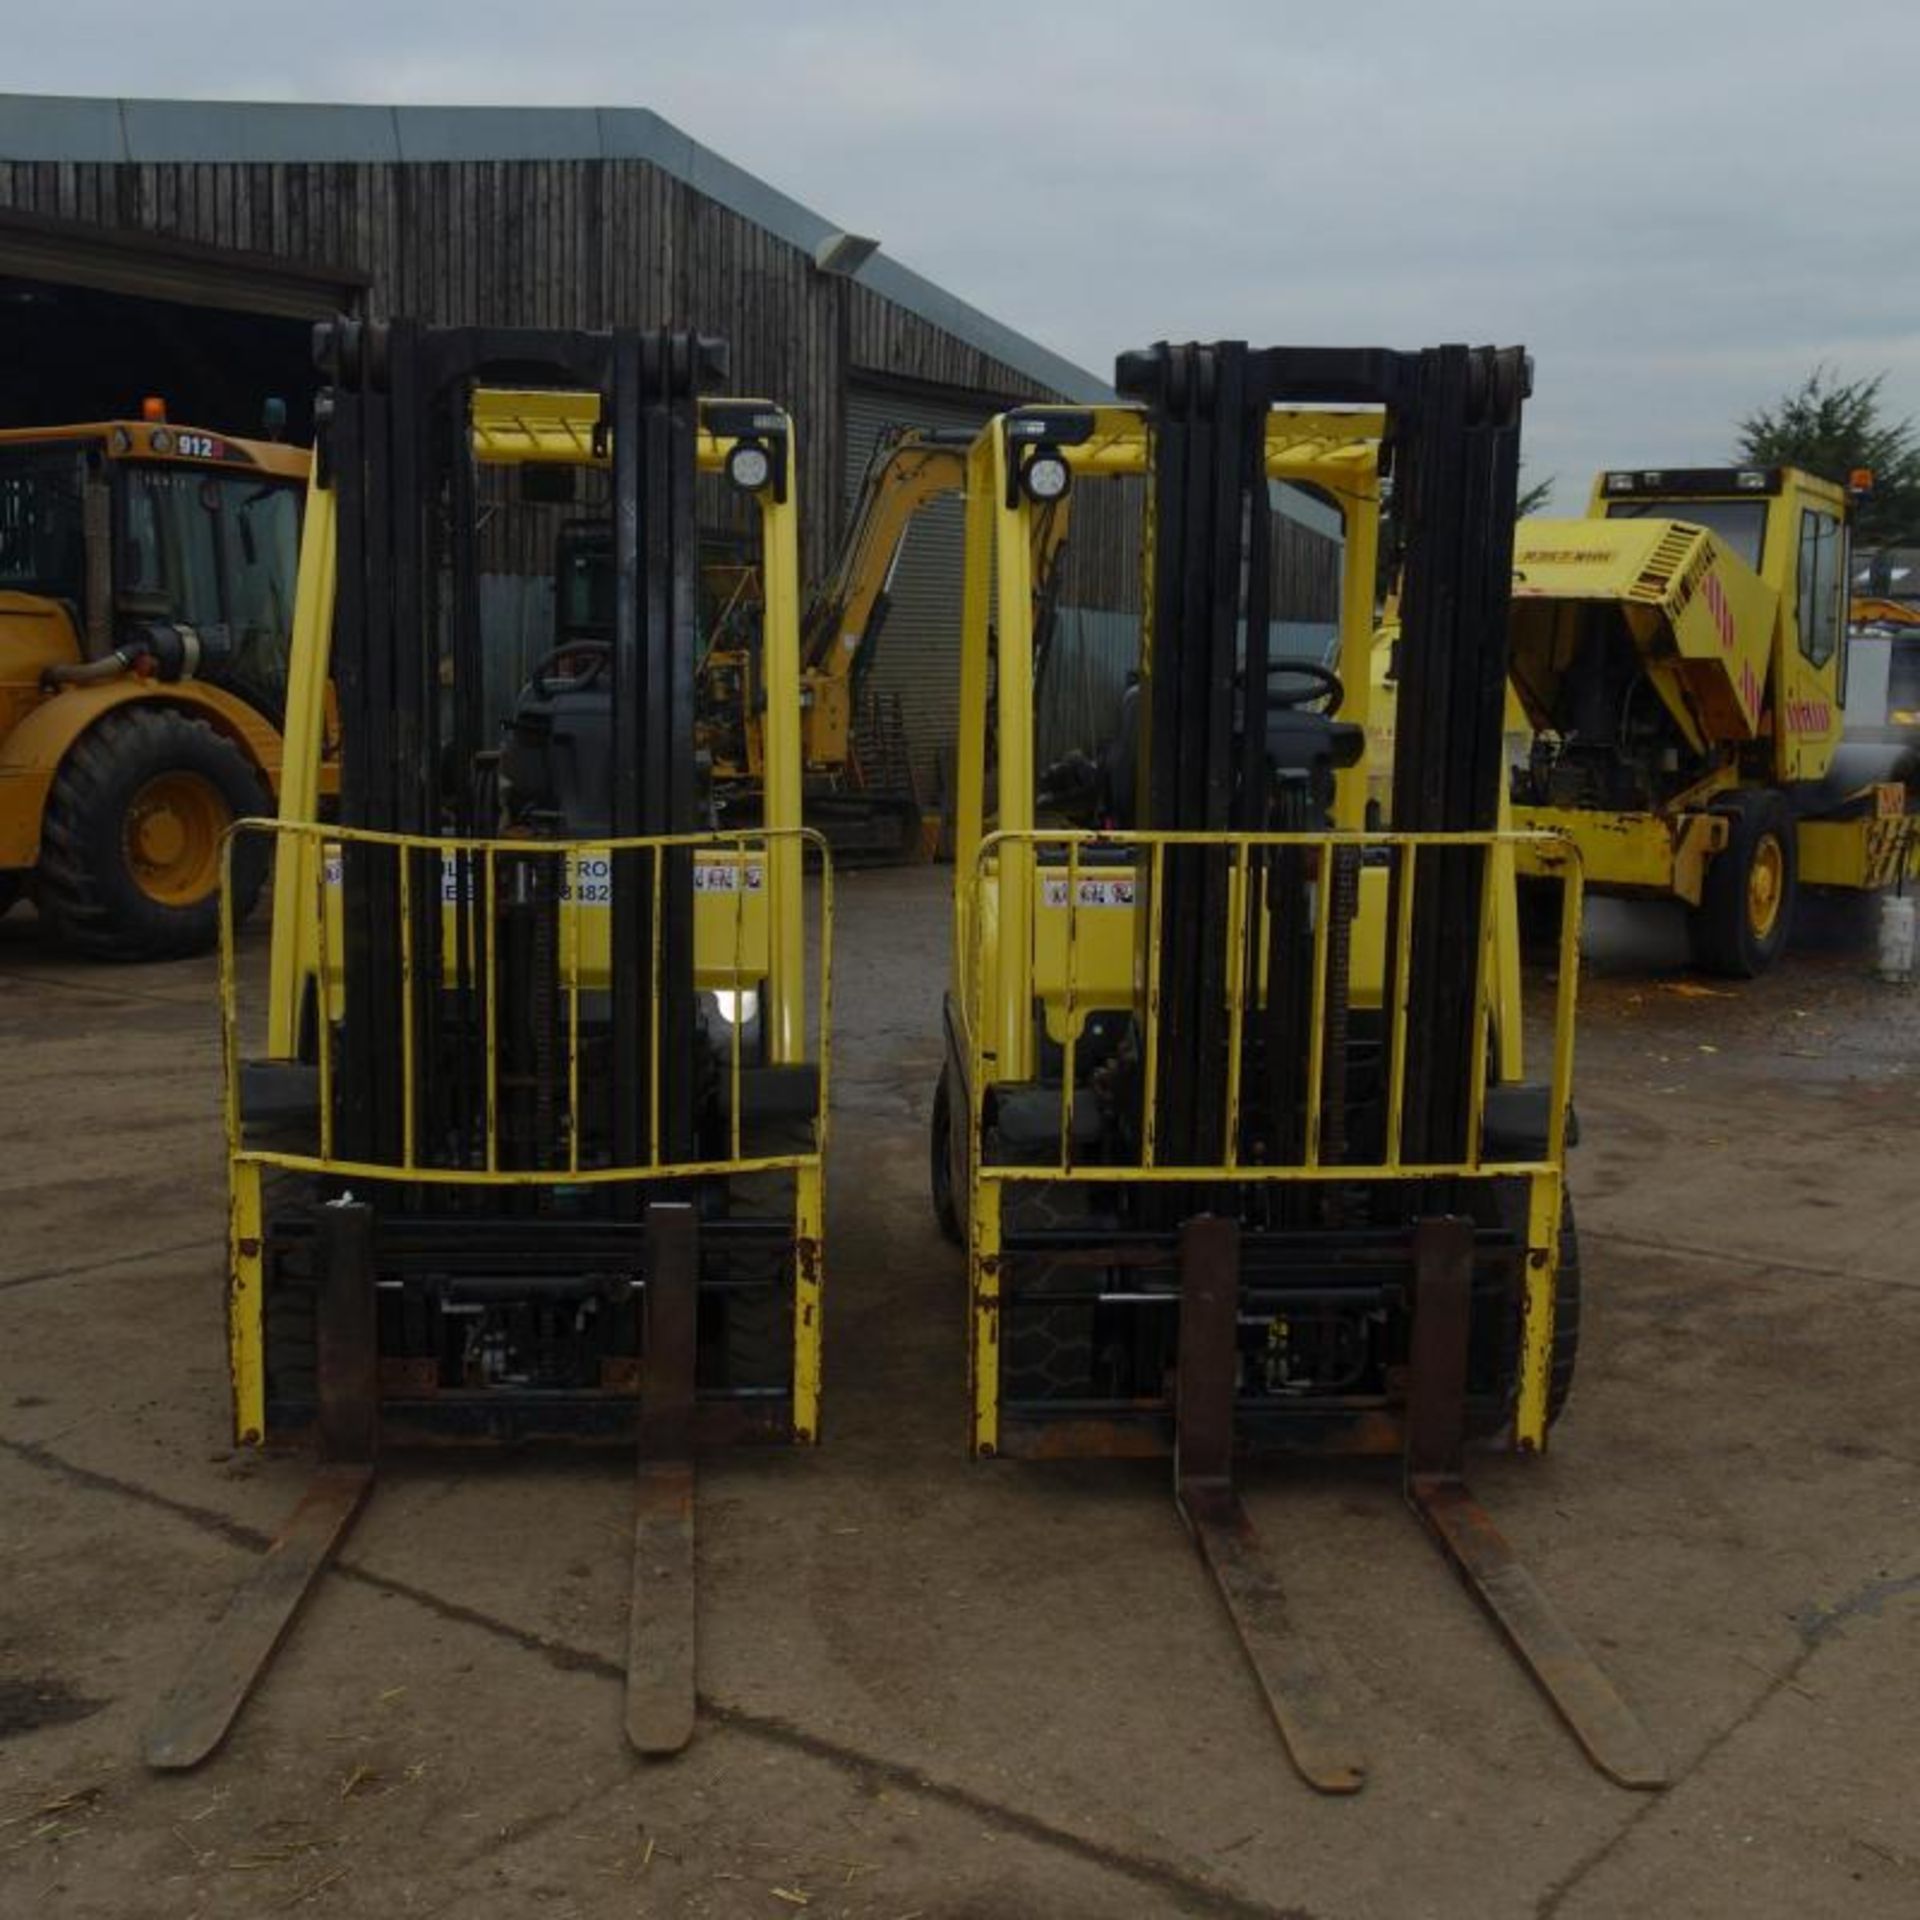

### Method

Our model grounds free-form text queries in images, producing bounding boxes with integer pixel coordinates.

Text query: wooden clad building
[0,95,1340,796]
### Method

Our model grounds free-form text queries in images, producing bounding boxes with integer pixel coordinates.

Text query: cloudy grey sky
[12,0,1918,510]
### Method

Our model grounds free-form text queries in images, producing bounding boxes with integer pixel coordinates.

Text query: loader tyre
[1688,789,1796,978]
[36,707,270,961]
[930,1067,963,1246]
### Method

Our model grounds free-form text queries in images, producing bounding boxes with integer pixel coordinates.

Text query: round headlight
[1021,449,1070,503]
[727,442,772,493]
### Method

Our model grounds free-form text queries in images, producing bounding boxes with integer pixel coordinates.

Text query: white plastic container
[1877,892,1915,984]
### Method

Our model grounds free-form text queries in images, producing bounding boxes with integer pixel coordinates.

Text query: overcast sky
[12,0,1918,511]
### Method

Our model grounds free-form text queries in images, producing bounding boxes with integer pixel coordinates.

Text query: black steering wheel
[529,638,612,694]
[1265,658,1344,712]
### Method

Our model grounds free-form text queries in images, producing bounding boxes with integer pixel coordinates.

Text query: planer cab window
[1605,495,1766,570]
[1796,507,1845,671]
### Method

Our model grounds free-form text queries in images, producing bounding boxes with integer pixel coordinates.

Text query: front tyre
[36,706,270,961]
[1688,789,1796,978]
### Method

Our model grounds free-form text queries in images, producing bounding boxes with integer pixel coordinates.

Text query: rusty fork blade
[626,1459,696,1756]
[142,1463,373,1772]
[1181,1483,1367,1796]
[1410,1478,1666,1791]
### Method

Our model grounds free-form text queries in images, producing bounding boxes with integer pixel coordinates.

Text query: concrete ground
[2,870,1917,1919]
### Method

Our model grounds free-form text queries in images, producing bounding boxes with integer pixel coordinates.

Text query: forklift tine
[1409,1481,1666,1790]
[627,1461,697,1755]
[1176,1215,1367,1795]
[142,1464,372,1771]
[1181,1485,1367,1795]
[626,1203,699,1756]
[1405,1217,1665,1791]
[148,1200,381,1772]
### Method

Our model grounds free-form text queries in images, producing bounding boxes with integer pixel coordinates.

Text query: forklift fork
[1402,1216,1665,1790]
[1172,1213,1665,1795]
[628,1203,699,1755]
[144,1201,379,1771]
[145,1201,707,1770]
[1174,1215,1366,1795]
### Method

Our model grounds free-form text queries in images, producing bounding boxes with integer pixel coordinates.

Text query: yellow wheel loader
[0,409,314,957]
[1509,465,1919,974]
[933,342,1663,1794]
[143,321,829,1769]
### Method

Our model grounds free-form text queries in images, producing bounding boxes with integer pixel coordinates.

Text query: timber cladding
[0,154,1057,579]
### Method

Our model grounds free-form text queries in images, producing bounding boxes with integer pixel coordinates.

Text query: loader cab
[0,422,308,726]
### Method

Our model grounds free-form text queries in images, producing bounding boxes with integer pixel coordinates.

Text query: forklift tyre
[720,1121,814,1392]
[1547,1195,1581,1428]
[36,706,270,961]
[930,1068,963,1246]
[1688,789,1796,978]
[1485,1186,1580,1433]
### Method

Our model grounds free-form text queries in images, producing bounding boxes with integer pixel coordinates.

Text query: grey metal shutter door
[842,384,992,802]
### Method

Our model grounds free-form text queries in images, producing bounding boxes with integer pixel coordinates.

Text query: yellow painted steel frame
[238,387,826,1447]
[961,827,1582,1458]
[950,403,1582,1462]
[951,406,1390,1079]
[270,393,808,1061]
[1514,803,1729,906]
[1798,801,1920,891]
[225,820,832,1446]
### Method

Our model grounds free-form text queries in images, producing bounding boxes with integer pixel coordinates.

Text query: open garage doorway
[0,277,320,443]
[0,213,363,445]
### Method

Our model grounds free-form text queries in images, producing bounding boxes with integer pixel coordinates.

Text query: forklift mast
[322,321,718,1174]
[1117,341,1527,1181]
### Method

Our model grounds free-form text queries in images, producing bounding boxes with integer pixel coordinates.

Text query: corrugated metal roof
[0,92,1108,403]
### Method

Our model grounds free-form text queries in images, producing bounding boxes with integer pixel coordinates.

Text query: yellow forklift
[0,407,312,956]
[932,342,1663,1793]
[143,321,829,1768]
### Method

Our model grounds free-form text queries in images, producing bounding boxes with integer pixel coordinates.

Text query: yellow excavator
[0,405,314,957]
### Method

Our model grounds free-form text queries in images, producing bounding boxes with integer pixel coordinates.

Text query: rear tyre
[1547,1195,1581,1428]
[1688,789,1796,978]
[0,873,20,920]
[36,706,270,961]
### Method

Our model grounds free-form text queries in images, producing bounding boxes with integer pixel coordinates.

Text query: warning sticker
[1042,875,1136,910]
[694,861,764,894]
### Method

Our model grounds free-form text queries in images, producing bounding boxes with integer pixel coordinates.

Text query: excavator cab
[934,341,1662,1794]
[144,321,829,1770]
